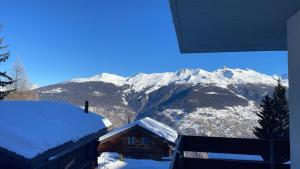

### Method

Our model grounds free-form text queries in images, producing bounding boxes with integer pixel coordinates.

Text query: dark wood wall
[43,141,98,169]
[0,139,99,169]
[99,126,174,160]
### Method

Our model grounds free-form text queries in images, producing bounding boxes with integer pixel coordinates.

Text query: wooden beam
[180,136,289,157]
[183,158,290,169]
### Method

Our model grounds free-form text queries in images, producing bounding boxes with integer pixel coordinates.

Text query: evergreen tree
[253,79,289,162]
[0,27,13,100]
[253,79,289,139]
[253,95,277,139]
[272,79,289,138]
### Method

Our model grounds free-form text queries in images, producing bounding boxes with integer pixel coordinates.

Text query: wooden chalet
[98,117,178,160]
[0,101,111,169]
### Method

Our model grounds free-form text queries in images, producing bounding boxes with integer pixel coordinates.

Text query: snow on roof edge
[99,117,178,144]
[0,100,112,159]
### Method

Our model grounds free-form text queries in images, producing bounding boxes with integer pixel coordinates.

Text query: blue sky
[0,0,287,86]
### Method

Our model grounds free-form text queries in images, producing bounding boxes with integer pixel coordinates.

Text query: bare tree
[11,60,30,91]
[5,60,39,100]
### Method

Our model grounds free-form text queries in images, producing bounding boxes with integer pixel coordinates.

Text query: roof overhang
[100,125,176,146]
[169,0,300,53]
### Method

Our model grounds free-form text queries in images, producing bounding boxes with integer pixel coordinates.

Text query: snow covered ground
[41,87,67,94]
[97,152,263,169]
[97,152,170,169]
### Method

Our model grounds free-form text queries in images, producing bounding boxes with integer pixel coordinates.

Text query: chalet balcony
[170,135,290,169]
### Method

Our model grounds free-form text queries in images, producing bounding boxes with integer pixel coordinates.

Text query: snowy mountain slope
[69,68,286,94]
[35,67,287,138]
[71,73,128,86]
[153,101,259,138]
[35,81,135,127]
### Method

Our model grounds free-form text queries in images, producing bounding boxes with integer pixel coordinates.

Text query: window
[127,136,136,145]
[141,137,150,145]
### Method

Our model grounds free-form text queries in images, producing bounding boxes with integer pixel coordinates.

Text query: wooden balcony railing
[170,135,290,169]
[119,146,165,160]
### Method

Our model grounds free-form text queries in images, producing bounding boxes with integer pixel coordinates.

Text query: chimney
[84,100,89,113]
[127,115,131,124]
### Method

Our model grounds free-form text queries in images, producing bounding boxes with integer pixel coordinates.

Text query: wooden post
[270,139,275,169]
[177,136,184,169]
[85,100,89,113]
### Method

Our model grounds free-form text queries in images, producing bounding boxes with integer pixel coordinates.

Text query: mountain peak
[69,67,287,94]
[176,68,207,76]
[70,73,127,86]
[215,67,235,78]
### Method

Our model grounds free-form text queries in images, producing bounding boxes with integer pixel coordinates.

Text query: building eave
[169,0,300,53]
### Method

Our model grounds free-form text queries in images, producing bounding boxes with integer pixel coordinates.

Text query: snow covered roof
[0,101,112,159]
[99,117,178,144]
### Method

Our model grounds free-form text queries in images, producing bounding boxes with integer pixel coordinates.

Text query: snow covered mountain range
[70,68,285,94]
[34,67,288,138]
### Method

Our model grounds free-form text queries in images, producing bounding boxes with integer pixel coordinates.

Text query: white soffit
[170,0,300,53]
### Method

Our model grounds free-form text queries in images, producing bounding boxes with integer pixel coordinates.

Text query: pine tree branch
[0,71,13,81]
[0,45,8,50]
[0,25,14,100]
[0,37,4,45]
[0,51,10,62]
[0,81,13,87]
[0,90,14,100]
